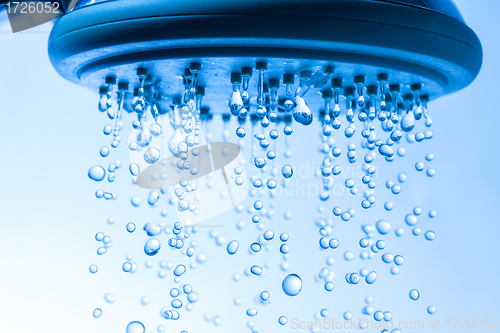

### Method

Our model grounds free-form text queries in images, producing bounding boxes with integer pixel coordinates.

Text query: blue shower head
[47,0,482,118]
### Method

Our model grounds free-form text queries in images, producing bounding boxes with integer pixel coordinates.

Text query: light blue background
[0,1,499,332]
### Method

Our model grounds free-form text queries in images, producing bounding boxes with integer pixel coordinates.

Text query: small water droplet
[93,308,102,318]
[409,289,420,300]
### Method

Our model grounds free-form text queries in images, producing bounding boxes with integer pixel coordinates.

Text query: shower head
[48,0,482,118]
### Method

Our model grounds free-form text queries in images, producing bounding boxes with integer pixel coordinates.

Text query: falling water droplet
[144,148,160,164]
[129,163,140,176]
[149,123,162,136]
[174,264,186,276]
[126,321,145,333]
[88,166,105,181]
[227,240,239,255]
[293,97,313,126]
[401,113,415,132]
[93,308,102,318]
[409,289,420,300]
[229,90,244,116]
[144,238,161,256]
[236,127,246,138]
[281,164,293,178]
[282,273,302,296]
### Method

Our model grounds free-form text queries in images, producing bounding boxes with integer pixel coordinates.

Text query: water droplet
[93,308,102,318]
[282,274,302,296]
[126,321,145,333]
[376,220,391,234]
[293,97,313,126]
[227,240,239,255]
[174,264,186,276]
[88,166,105,181]
[235,176,244,186]
[283,126,293,135]
[259,291,270,302]
[103,125,112,135]
[329,238,339,249]
[378,144,394,158]
[263,230,274,241]
[409,289,420,300]
[325,282,334,290]
[278,316,288,325]
[344,312,352,320]
[427,306,436,314]
[126,222,136,233]
[246,308,258,316]
[281,164,293,178]
[144,238,161,256]
[394,255,404,265]
[382,253,394,263]
[254,157,266,168]
[266,179,277,189]
[250,242,262,252]
[401,113,415,132]
[229,90,244,116]
[131,196,140,207]
[374,310,384,321]
[144,148,160,164]
[365,271,377,284]
[104,293,115,303]
[391,184,401,194]
[89,264,98,274]
[148,191,159,206]
[251,265,263,275]
[149,123,162,136]
[425,231,436,240]
[236,127,246,138]
[122,262,132,272]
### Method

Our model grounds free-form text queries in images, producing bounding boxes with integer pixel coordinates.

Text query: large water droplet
[292,97,313,126]
[282,273,302,296]
[376,220,391,234]
[144,238,161,256]
[149,123,162,136]
[88,166,105,181]
[401,113,415,132]
[229,91,244,116]
[144,148,160,164]
[126,321,145,333]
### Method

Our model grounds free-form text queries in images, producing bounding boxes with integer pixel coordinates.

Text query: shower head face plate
[48,0,482,114]
[80,56,440,115]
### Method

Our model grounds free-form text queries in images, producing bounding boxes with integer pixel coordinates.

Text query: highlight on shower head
[48,0,482,126]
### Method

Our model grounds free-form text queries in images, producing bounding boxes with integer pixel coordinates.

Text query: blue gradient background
[0,1,499,332]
